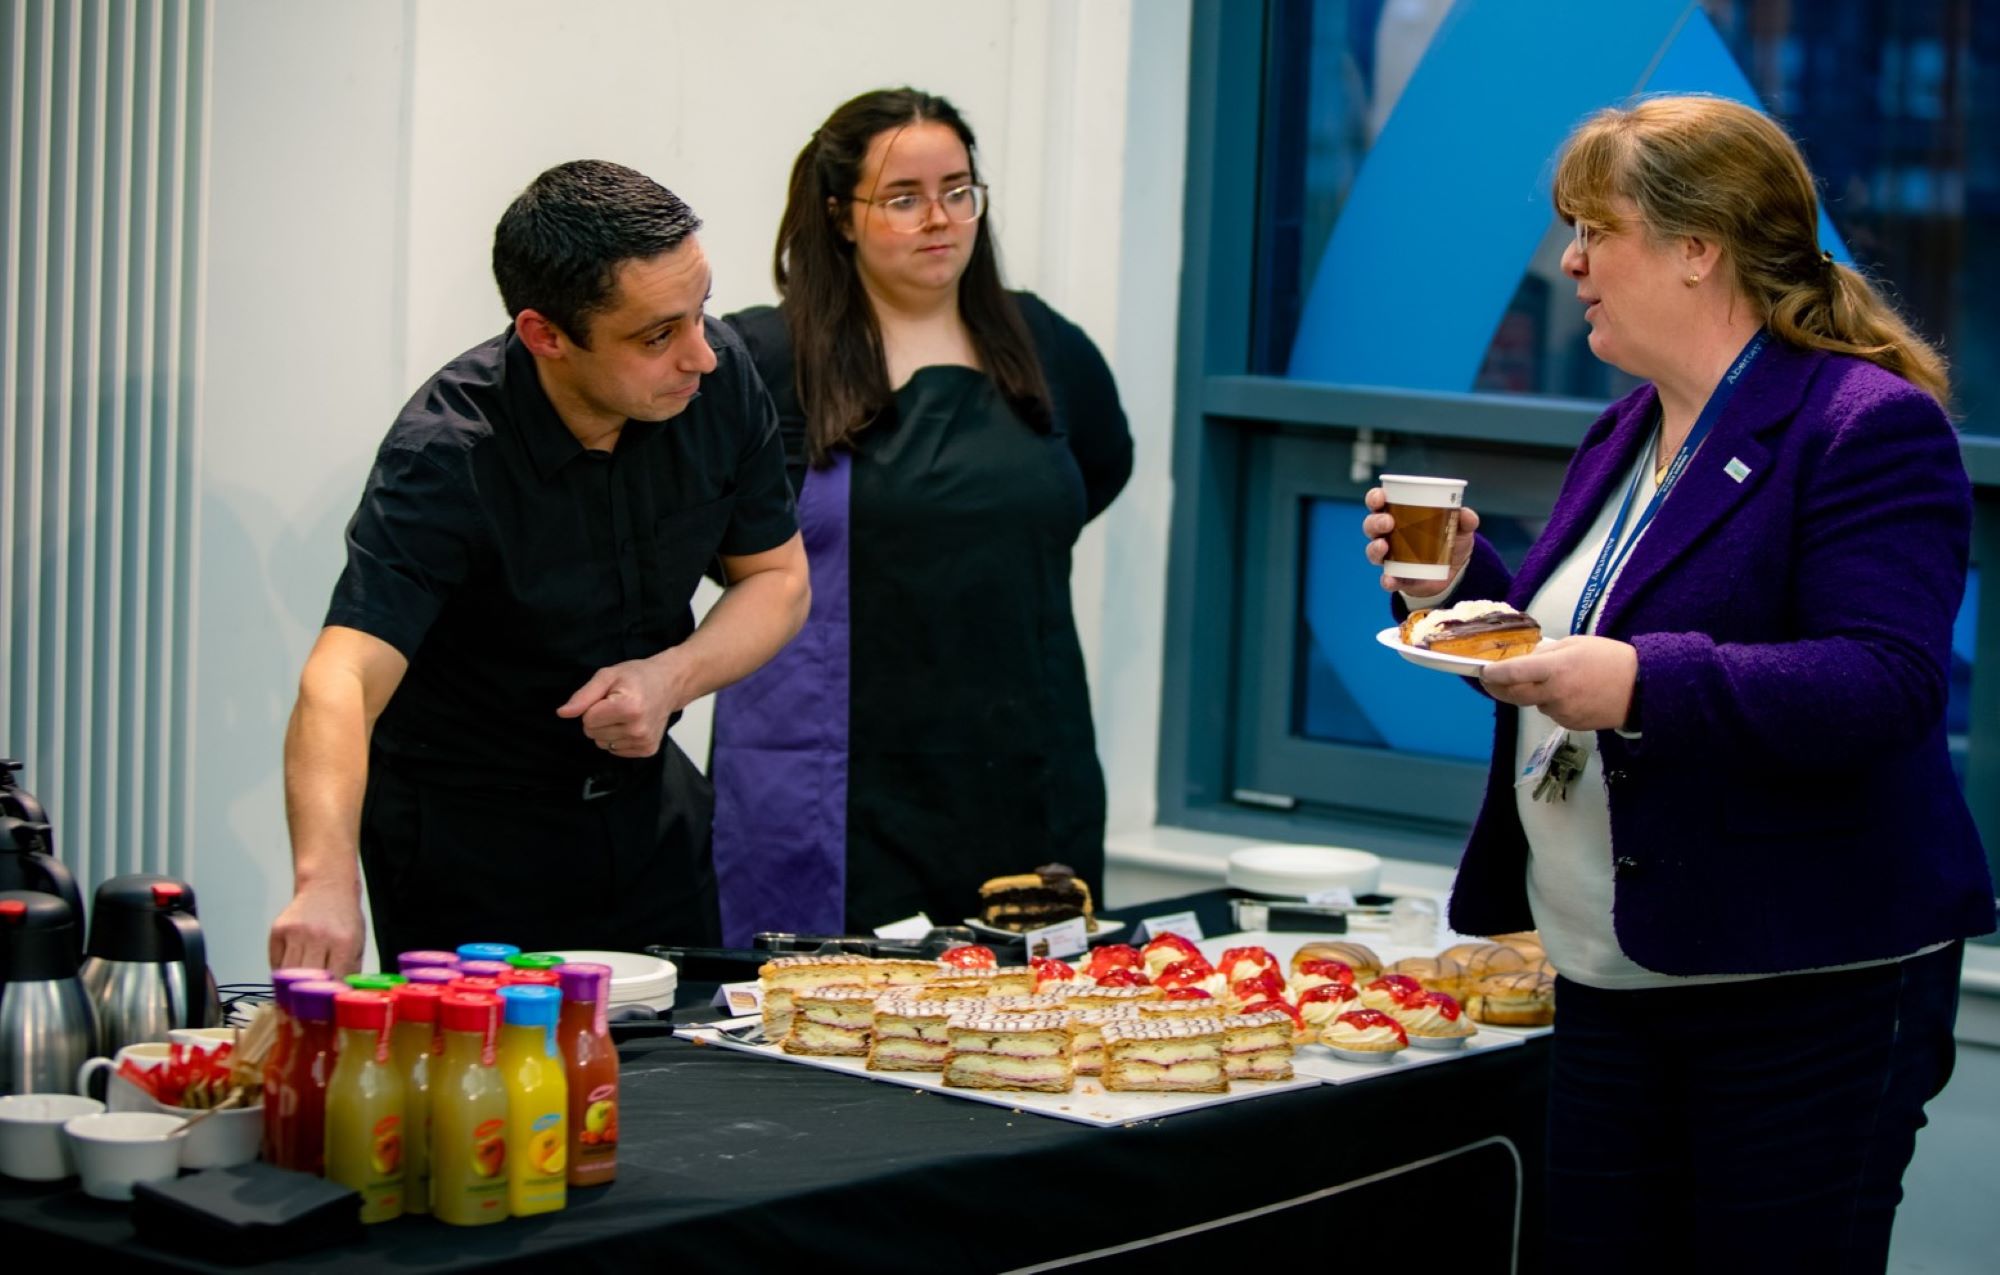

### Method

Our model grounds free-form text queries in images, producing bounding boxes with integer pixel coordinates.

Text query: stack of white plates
[544,950,678,1012]
[1226,844,1383,898]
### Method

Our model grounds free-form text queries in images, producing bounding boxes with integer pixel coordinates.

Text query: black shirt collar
[503,327,597,480]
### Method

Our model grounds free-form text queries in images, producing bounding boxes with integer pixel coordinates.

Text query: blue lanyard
[1568,329,1769,635]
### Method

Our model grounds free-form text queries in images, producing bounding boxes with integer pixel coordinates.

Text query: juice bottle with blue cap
[325,990,406,1222]
[497,985,568,1215]
[431,992,510,1226]
[456,942,519,963]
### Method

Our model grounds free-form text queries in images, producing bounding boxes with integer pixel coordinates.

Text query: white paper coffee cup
[1379,475,1466,580]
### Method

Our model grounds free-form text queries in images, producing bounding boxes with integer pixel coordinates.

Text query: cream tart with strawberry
[1296,982,1362,1031]
[1392,991,1477,1049]
[1358,973,1427,1013]
[1320,1008,1409,1061]
[1140,932,1203,979]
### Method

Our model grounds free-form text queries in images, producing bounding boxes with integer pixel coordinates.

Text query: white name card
[1135,910,1204,943]
[712,981,763,1016]
[1020,915,1090,960]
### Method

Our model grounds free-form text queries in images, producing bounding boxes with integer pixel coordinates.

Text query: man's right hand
[267,880,366,975]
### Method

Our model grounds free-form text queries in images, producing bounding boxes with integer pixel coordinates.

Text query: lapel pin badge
[1723,457,1751,484]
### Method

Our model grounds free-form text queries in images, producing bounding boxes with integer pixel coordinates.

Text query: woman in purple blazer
[1363,96,1995,1272]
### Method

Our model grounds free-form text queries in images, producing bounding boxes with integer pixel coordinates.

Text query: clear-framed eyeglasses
[855,183,989,233]
[1571,219,1599,256]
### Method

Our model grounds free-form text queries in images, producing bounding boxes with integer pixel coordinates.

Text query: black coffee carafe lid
[0,889,85,981]
[0,759,49,826]
[86,874,204,961]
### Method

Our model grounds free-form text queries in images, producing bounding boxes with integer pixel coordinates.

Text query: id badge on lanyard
[1525,329,1769,803]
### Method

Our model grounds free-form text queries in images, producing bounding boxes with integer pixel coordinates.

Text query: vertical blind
[2,0,207,890]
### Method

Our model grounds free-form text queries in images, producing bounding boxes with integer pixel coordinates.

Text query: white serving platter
[674,1016,1322,1128]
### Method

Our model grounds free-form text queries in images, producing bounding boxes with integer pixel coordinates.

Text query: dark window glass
[1255,0,1996,433]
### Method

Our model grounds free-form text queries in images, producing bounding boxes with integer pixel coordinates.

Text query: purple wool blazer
[1436,339,1996,974]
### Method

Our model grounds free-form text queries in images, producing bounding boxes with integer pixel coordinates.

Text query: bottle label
[371,1114,404,1182]
[526,1111,567,1178]
[471,1117,507,1182]
[581,1095,618,1149]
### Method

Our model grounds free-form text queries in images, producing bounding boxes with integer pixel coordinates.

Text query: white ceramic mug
[0,1094,104,1181]
[63,1111,185,1200]
[75,1041,173,1111]
[71,1040,259,1168]
[167,1026,238,1051]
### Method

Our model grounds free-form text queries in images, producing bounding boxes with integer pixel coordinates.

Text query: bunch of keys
[1532,738,1588,803]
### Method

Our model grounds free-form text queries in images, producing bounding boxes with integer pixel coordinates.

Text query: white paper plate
[1226,844,1382,898]
[1377,625,1539,675]
[542,949,677,1011]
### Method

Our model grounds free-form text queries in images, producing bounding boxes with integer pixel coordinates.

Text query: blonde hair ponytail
[1553,94,1951,409]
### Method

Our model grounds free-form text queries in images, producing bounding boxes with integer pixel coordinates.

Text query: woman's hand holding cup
[1364,481,1479,596]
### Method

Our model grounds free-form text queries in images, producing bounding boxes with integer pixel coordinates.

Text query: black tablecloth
[1,892,1549,1271]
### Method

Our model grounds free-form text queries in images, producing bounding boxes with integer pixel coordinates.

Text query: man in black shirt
[268,161,807,973]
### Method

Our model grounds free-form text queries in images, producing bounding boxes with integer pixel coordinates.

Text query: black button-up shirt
[324,323,797,784]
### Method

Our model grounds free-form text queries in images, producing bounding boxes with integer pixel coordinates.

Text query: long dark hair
[774,87,1052,463]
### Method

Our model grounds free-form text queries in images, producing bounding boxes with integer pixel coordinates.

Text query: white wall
[191,0,1187,981]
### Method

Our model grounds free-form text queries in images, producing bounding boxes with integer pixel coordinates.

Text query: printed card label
[1135,910,1205,943]
[713,981,763,1015]
[1021,916,1090,960]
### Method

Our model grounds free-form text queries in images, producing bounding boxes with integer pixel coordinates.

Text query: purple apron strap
[711,452,851,946]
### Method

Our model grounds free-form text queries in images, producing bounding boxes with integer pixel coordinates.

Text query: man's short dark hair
[492,160,702,348]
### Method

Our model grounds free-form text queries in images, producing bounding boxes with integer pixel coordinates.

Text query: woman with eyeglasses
[1362,94,1993,1271]
[710,87,1133,941]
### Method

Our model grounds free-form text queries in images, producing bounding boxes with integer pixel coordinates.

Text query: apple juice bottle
[431,992,510,1226]
[325,991,407,1223]
[497,986,568,1216]
[556,962,619,1186]
[390,983,442,1215]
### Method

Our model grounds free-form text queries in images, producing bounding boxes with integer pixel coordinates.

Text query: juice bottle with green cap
[498,986,568,1216]
[325,990,406,1222]
[505,952,565,972]
[345,972,408,991]
[390,984,442,1215]
[431,992,510,1226]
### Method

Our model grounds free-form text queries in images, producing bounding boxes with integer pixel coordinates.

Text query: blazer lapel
[1594,340,1827,634]
[1508,390,1657,614]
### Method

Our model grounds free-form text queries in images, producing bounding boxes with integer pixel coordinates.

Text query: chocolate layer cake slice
[977,863,1097,932]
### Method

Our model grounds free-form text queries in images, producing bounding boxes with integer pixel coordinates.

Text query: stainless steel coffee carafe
[0,889,98,1095]
[78,874,220,1054]
[0,759,84,961]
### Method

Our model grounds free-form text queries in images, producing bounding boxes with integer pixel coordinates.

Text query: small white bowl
[64,1111,185,1200]
[0,1093,104,1181]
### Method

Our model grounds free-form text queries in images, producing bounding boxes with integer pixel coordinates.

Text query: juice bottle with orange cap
[430,992,510,1226]
[497,986,567,1216]
[557,962,618,1186]
[325,990,406,1222]
[390,983,442,1215]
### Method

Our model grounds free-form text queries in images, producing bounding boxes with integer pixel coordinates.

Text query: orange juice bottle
[390,984,442,1215]
[325,991,406,1222]
[430,992,509,1226]
[556,962,618,1186]
[497,986,567,1216]
[262,968,330,1165]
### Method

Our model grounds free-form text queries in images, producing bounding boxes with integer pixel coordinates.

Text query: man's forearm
[282,666,373,892]
[652,563,810,707]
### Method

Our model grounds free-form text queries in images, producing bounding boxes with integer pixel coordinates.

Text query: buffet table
[0,892,1551,1271]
